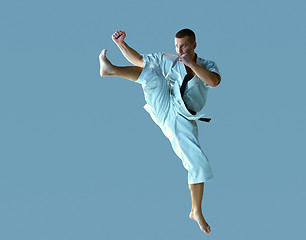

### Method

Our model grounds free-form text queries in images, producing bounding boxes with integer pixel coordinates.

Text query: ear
[193,41,197,50]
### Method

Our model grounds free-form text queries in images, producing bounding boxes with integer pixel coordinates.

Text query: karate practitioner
[99,29,221,235]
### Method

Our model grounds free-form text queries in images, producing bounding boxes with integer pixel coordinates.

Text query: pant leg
[168,113,214,184]
[135,63,170,126]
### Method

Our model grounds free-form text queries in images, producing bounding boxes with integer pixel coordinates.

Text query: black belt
[188,109,211,122]
[180,74,211,123]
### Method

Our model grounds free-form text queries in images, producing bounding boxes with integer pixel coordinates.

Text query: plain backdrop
[1,0,305,239]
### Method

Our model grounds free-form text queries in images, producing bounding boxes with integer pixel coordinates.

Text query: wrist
[188,61,197,69]
[116,41,126,47]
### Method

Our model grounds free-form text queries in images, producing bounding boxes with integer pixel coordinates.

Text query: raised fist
[112,30,126,45]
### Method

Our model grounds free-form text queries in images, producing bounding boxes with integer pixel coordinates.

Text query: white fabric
[142,52,221,114]
[135,54,220,184]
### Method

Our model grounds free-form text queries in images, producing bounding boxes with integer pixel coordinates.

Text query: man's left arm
[189,62,221,87]
[179,54,221,87]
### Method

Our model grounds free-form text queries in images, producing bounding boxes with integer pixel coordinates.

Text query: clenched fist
[112,30,126,45]
[179,53,193,67]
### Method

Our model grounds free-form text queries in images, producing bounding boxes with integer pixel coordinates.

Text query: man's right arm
[112,31,144,68]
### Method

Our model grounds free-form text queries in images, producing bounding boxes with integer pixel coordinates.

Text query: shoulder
[196,56,216,68]
[197,56,220,76]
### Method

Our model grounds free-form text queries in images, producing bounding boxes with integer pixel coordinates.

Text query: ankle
[191,207,202,213]
[108,65,117,76]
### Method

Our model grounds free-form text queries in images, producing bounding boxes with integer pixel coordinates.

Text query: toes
[99,49,107,60]
[199,222,211,234]
[201,226,210,234]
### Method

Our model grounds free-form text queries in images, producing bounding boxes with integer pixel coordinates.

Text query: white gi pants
[135,62,214,184]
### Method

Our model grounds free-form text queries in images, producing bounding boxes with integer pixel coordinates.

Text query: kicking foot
[189,209,211,234]
[99,49,114,77]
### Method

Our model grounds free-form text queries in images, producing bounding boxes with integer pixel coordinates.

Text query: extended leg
[99,49,143,81]
[188,183,211,234]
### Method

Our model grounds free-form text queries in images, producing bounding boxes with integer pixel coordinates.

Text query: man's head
[175,28,197,58]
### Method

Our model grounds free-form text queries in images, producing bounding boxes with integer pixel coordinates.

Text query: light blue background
[1,0,305,239]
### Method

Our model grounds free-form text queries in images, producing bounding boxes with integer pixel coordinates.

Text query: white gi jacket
[141,52,221,121]
[135,52,221,184]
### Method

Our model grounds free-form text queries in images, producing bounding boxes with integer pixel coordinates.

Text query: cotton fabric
[135,53,220,184]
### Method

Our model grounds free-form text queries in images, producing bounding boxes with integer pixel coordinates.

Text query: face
[175,36,196,57]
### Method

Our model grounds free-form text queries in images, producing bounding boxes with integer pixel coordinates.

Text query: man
[99,29,221,235]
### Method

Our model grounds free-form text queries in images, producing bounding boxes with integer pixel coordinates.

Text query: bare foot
[99,49,114,77]
[189,209,211,234]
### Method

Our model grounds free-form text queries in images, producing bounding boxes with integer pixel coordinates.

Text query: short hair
[175,28,196,43]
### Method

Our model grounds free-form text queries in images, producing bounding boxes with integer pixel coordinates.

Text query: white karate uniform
[135,52,221,184]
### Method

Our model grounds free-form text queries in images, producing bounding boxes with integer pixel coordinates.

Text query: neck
[192,53,197,63]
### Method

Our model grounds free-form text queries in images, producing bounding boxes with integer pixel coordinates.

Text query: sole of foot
[99,49,113,77]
